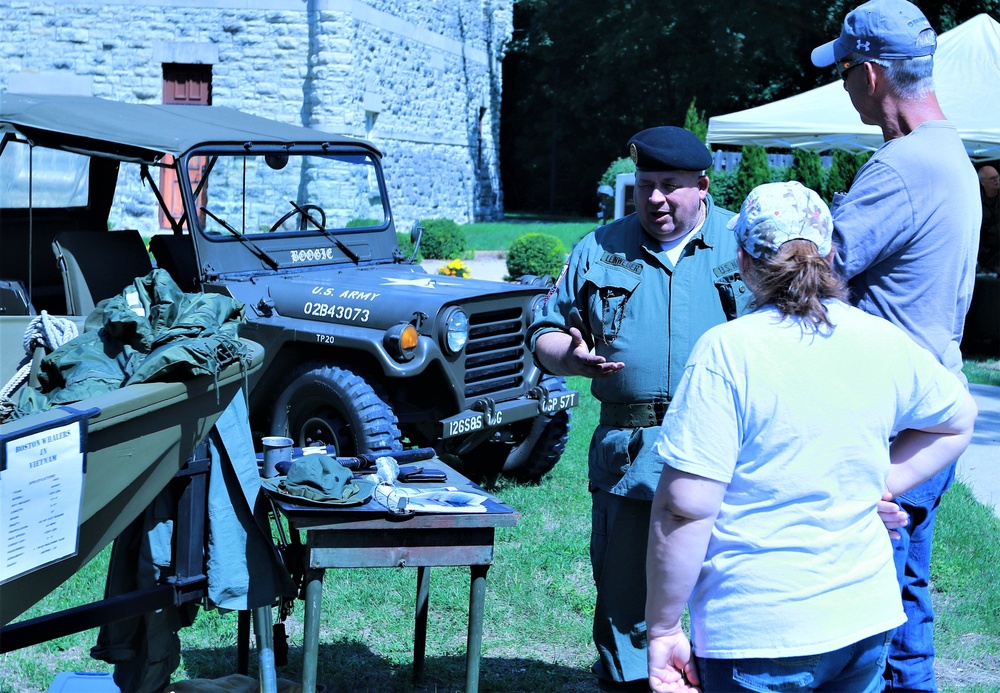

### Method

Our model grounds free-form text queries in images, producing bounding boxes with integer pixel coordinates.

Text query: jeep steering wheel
[269,203,327,233]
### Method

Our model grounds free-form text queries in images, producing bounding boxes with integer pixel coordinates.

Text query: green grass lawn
[963,357,1000,387]
[462,215,597,254]
[4,371,998,691]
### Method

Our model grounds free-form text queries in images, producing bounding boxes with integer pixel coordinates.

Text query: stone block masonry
[1,0,513,231]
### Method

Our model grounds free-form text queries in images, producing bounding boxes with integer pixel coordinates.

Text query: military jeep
[0,94,577,482]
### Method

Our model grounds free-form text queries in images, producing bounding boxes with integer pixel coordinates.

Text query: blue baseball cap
[811,0,935,68]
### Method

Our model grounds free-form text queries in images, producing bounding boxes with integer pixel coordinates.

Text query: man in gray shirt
[812,1,980,690]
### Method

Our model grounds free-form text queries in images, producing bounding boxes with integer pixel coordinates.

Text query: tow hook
[528,383,554,414]
[472,397,502,427]
[256,297,275,317]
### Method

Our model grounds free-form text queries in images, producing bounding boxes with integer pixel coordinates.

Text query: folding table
[266,459,520,693]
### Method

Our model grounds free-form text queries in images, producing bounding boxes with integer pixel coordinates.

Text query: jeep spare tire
[270,363,402,456]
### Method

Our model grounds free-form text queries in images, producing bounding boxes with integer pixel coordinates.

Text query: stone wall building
[1,0,512,232]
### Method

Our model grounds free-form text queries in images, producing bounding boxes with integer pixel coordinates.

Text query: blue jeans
[883,461,956,692]
[696,630,893,692]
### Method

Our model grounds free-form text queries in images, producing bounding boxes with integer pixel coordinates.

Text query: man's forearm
[533,330,575,375]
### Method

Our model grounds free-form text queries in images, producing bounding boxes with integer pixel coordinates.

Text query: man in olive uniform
[528,126,750,691]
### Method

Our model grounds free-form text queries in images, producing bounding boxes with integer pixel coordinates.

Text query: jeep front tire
[472,374,573,484]
[270,363,402,456]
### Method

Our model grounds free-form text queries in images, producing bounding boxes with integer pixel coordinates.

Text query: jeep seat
[0,279,35,316]
[149,233,200,293]
[53,230,153,316]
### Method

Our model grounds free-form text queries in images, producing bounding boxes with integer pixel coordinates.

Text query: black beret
[627,126,712,172]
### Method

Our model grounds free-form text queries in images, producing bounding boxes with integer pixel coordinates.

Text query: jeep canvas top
[0,93,577,482]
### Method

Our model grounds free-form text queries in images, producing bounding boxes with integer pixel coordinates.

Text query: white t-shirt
[652,301,967,659]
[659,212,705,265]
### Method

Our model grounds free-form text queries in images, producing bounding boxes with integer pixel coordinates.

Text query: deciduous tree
[500,0,997,215]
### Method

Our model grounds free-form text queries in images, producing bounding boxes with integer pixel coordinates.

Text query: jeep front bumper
[438,387,579,439]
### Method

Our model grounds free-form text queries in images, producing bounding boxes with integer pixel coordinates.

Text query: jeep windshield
[183,148,388,238]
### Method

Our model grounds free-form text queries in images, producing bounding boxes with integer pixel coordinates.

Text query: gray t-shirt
[831,121,981,377]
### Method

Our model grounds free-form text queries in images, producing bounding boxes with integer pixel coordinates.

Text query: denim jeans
[696,630,893,692]
[883,461,956,692]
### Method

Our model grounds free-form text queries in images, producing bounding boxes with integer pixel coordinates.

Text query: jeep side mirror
[408,222,424,263]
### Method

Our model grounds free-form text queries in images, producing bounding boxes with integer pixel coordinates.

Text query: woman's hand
[648,627,700,692]
[877,489,908,540]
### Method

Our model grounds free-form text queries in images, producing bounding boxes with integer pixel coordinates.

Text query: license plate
[444,412,488,438]
[538,391,579,414]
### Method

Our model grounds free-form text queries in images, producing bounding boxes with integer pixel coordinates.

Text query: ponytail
[742,240,848,330]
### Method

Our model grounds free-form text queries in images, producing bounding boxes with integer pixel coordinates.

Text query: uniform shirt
[527,194,750,498]
[653,301,967,658]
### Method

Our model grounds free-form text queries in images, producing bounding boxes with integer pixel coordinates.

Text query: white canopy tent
[706,13,1000,162]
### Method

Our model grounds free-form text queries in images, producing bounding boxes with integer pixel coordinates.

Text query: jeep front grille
[464,307,526,398]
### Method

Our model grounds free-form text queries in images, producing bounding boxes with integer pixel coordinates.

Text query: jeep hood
[266,268,541,327]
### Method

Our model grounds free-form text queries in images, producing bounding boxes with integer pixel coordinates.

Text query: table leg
[302,567,325,693]
[253,605,278,693]
[465,564,490,693]
[413,566,430,682]
[236,610,250,674]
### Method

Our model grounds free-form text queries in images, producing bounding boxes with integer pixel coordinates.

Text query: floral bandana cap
[727,181,833,259]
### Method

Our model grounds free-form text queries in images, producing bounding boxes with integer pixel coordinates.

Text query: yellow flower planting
[437,258,471,278]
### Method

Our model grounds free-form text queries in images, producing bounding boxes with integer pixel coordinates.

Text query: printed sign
[1,419,85,584]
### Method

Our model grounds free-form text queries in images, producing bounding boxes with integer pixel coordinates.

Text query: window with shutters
[160,64,211,229]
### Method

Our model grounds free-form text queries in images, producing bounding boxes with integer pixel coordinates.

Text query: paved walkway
[957,383,1000,516]
[421,250,509,282]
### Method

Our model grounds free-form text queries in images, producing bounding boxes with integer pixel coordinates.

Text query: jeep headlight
[443,308,469,354]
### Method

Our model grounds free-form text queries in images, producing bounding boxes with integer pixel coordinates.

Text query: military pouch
[583,258,642,344]
[712,259,753,320]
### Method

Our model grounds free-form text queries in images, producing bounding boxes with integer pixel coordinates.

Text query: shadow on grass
[180,641,594,692]
[501,211,595,224]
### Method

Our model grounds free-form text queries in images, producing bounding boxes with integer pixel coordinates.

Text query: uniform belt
[599,400,670,428]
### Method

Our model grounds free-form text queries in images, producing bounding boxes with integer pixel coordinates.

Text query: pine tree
[825,150,873,199]
[683,98,708,144]
[734,145,772,207]
[791,149,824,198]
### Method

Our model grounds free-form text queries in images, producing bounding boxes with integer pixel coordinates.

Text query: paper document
[393,486,488,513]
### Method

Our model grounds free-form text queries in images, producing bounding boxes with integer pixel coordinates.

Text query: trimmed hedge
[506,233,566,280]
[791,150,824,196]
[707,169,738,211]
[600,156,636,189]
[396,232,421,262]
[419,218,467,260]
[346,217,382,227]
[825,150,872,200]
